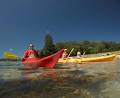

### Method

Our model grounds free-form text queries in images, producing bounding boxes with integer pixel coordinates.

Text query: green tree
[40,33,58,57]
[55,41,120,56]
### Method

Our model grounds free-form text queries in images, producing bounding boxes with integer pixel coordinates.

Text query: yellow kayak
[58,54,116,64]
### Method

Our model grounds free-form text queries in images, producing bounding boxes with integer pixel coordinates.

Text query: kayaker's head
[64,49,67,52]
[28,43,34,50]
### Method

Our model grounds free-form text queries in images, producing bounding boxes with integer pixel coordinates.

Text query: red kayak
[22,49,64,68]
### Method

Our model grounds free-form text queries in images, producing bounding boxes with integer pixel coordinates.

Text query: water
[0,59,120,98]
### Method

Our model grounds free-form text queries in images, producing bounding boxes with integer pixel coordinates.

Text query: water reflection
[0,59,120,98]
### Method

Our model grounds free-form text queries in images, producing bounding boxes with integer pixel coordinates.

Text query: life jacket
[22,49,39,61]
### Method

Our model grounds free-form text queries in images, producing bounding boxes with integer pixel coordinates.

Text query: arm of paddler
[22,50,29,61]
[34,50,40,58]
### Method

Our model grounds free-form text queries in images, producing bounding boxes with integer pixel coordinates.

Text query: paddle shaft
[67,48,74,58]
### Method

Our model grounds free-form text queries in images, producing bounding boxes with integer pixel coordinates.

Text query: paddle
[65,48,74,63]
[3,51,18,59]
[67,48,74,58]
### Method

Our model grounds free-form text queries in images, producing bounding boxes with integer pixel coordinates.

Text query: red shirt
[22,49,39,61]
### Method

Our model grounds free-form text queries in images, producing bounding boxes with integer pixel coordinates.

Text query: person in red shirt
[22,43,39,61]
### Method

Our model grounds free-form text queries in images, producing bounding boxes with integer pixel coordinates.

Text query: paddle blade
[3,51,18,59]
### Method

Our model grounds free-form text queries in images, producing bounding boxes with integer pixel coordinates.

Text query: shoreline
[0,58,21,61]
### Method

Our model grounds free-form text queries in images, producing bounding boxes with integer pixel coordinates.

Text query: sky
[0,0,120,57]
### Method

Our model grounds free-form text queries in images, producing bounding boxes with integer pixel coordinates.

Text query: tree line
[39,33,120,57]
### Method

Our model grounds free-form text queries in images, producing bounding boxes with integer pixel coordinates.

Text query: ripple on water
[0,60,120,98]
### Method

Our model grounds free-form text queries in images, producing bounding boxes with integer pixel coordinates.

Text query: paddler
[22,43,39,61]
[77,51,81,58]
[61,49,68,59]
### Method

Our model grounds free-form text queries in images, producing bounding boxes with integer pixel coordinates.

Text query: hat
[28,43,34,47]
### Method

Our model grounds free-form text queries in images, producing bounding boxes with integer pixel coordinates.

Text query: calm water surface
[0,59,120,98]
